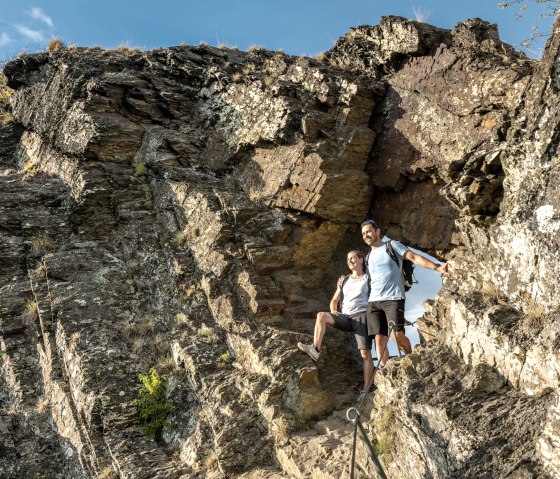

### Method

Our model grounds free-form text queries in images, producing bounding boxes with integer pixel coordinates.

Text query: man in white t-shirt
[361,220,448,366]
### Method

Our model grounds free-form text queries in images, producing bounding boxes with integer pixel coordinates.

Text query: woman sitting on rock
[297,249,372,401]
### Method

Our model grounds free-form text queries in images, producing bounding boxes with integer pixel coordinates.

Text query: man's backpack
[385,241,416,291]
[366,241,416,292]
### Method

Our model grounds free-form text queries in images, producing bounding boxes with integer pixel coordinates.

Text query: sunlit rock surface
[0,15,558,479]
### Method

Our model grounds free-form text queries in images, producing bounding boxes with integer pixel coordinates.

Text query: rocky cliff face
[0,16,558,479]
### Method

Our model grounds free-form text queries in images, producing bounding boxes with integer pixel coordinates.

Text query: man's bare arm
[404,250,449,276]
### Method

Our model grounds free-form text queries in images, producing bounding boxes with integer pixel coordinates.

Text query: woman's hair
[347,250,366,272]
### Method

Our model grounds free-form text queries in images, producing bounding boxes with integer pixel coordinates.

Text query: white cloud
[15,24,46,43]
[0,32,13,46]
[28,7,54,29]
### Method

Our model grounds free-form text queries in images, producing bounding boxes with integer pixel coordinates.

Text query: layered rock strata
[0,15,558,479]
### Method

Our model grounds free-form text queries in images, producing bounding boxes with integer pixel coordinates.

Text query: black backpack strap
[385,240,400,268]
[338,274,351,312]
[340,274,351,290]
[386,240,406,290]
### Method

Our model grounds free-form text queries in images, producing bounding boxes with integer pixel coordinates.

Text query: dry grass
[122,321,136,338]
[98,467,117,479]
[481,280,506,304]
[70,332,81,345]
[248,44,265,53]
[196,325,216,340]
[262,75,275,88]
[314,52,326,62]
[248,180,266,204]
[35,398,48,413]
[46,37,65,53]
[156,355,176,372]
[116,44,142,56]
[242,63,255,75]
[175,312,189,325]
[0,74,13,104]
[30,232,51,254]
[24,299,39,320]
[0,74,14,125]
[231,72,242,82]
[0,73,14,126]
[204,450,218,471]
[153,333,168,354]
[522,297,547,328]
[235,347,247,365]
[33,262,47,277]
[138,318,156,336]
[132,337,146,352]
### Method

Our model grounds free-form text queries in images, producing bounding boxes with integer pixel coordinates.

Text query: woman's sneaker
[354,389,370,405]
[297,342,319,362]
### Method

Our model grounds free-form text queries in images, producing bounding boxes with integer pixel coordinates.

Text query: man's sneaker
[297,342,319,362]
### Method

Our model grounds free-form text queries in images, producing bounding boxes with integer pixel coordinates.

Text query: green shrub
[218,352,231,364]
[136,368,174,438]
[141,183,153,210]
[374,406,396,460]
[174,231,187,246]
[133,162,147,176]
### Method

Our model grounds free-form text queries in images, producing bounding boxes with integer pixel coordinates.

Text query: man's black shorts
[328,311,372,350]
[367,299,406,336]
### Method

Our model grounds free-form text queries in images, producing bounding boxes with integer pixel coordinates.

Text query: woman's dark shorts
[328,311,372,350]
[367,299,406,336]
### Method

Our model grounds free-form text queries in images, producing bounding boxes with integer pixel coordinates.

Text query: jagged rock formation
[0,15,558,479]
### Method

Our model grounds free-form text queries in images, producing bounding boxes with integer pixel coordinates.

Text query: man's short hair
[361,219,381,230]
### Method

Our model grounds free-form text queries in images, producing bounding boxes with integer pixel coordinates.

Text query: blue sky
[0,1,556,62]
